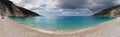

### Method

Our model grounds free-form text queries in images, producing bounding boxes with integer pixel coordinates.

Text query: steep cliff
[93,5,120,17]
[0,0,40,16]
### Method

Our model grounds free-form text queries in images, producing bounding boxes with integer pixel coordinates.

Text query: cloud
[10,0,46,10]
[10,0,59,10]
[58,0,119,10]
[10,0,120,10]
[57,0,87,9]
[37,8,93,16]
[10,0,120,16]
[10,0,22,4]
[61,8,93,16]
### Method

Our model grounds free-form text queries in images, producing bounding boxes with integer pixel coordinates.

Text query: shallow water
[9,16,114,33]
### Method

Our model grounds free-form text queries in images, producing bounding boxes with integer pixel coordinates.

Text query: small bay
[9,16,114,33]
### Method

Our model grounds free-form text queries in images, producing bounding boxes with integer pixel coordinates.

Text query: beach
[0,17,120,37]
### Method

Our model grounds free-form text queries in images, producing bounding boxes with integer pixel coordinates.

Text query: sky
[10,0,120,16]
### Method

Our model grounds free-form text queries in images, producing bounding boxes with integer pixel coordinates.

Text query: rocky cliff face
[93,5,120,17]
[0,0,40,16]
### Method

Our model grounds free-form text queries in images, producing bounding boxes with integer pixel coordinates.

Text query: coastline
[0,17,120,37]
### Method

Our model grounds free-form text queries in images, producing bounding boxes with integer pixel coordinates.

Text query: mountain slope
[93,5,120,17]
[0,0,40,16]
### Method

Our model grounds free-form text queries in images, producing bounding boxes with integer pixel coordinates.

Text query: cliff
[93,5,120,17]
[0,0,40,16]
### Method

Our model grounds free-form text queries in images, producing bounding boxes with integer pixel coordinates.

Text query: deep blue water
[9,16,114,32]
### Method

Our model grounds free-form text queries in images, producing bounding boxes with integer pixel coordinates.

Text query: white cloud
[10,0,22,4]
[10,0,45,10]
[115,0,120,4]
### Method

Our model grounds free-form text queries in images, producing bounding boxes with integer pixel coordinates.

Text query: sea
[9,16,114,34]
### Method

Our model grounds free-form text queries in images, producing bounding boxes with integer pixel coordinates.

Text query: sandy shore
[0,17,120,37]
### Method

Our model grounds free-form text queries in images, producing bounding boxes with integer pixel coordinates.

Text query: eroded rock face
[0,0,40,16]
[93,5,120,17]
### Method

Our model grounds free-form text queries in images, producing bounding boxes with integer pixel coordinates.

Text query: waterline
[9,16,114,34]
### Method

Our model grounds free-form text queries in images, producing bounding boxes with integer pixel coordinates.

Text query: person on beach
[1,12,4,19]
[0,16,4,19]
[0,12,4,19]
[2,16,4,19]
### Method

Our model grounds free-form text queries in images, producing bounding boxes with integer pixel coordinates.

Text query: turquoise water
[9,16,114,33]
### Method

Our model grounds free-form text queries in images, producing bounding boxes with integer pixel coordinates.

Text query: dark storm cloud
[58,0,87,9]
[58,0,119,10]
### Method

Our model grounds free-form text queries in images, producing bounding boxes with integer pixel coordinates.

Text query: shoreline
[7,17,113,34]
[0,17,120,37]
[7,17,91,34]
[7,16,115,34]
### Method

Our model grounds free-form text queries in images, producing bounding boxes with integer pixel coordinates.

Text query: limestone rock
[0,0,40,16]
[93,5,120,17]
